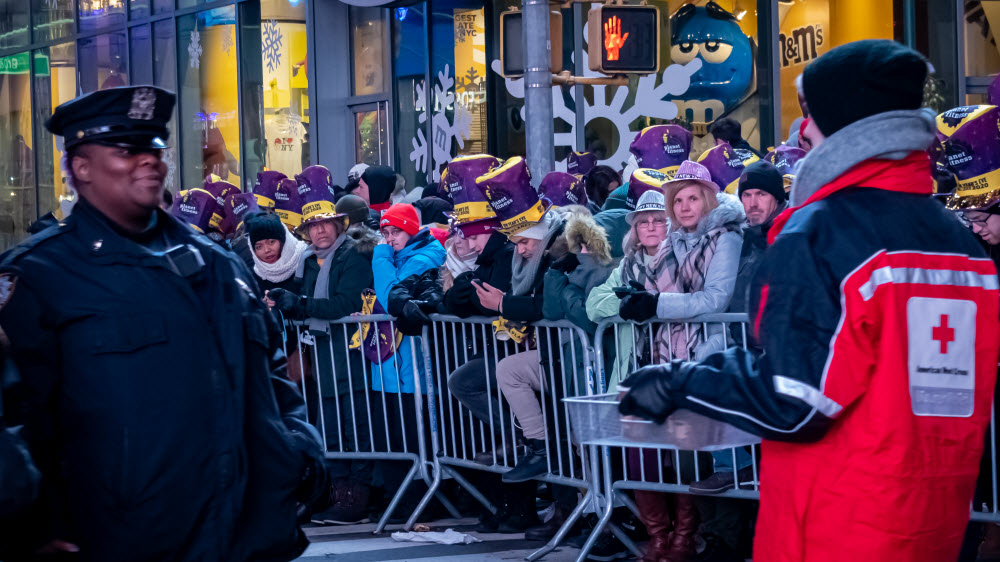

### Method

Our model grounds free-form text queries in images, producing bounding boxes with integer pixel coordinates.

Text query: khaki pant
[496,350,547,440]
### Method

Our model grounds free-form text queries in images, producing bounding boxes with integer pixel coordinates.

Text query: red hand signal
[604,16,629,61]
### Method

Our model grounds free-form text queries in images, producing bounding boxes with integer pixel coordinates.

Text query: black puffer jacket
[387,268,444,335]
[443,232,514,317]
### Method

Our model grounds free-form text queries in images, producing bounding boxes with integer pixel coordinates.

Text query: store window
[33,42,76,220]
[0,2,30,50]
[393,3,428,189]
[131,24,153,85]
[0,52,34,249]
[352,6,388,96]
[178,6,241,189]
[355,101,389,166]
[33,0,74,43]
[131,0,150,20]
[78,0,127,34]
[409,0,487,183]
[78,32,128,93]
[259,0,310,178]
[153,18,179,193]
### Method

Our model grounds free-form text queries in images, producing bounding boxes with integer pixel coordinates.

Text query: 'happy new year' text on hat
[938,105,1000,211]
[295,165,345,234]
[626,190,667,225]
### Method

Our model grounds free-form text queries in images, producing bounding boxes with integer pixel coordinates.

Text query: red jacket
[670,153,1000,561]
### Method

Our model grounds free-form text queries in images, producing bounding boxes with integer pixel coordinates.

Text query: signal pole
[522,0,555,186]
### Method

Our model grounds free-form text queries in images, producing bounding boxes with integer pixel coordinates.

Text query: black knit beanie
[361,166,397,205]
[803,39,927,137]
[247,212,287,247]
[738,161,786,204]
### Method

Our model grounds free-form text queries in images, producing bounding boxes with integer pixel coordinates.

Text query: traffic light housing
[588,5,659,74]
[499,10,563,78]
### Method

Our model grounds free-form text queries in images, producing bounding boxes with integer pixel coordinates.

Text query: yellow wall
[199,24,241,184]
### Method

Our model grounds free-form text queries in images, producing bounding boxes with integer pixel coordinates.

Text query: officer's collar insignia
[127,87,157,121]
[0,273,16,310]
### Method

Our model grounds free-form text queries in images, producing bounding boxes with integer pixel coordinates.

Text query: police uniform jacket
[0,198,325,561]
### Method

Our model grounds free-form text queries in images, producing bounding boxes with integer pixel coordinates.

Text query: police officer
[0,86,326,560]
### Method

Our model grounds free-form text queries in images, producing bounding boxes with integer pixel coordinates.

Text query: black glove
[401,301,432,324]
[618,364,679,424]
[268,288,303,313]
[619,283,658,322]
[450,273,476,300]
[551,253,580,273]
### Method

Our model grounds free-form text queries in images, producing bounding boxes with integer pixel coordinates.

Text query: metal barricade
[418,314,605,561]
[571,314,760,562]
[285,315,459,533]
[972,399,1000,523]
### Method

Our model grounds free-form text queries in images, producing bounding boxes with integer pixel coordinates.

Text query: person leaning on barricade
[589,163,745,561]
[477,158,593,541]
[619,40,1000,562]
[268,166,377,525]
[0,86,327,560]
[365,202,445,516]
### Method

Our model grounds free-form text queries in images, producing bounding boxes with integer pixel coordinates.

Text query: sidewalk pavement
[295,517,582,561]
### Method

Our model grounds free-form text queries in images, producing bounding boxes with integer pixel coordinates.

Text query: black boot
[525,502,570,541]
[503,439,548,483]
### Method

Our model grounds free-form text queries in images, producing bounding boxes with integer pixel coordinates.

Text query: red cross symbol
[932,315,955,354]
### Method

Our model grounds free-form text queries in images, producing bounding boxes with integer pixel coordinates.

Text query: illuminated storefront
[0,0,980,251]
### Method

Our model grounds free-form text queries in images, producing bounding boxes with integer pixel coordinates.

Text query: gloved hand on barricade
[267,288,305,315]
[618,362,682,424]
[617,280,658,322]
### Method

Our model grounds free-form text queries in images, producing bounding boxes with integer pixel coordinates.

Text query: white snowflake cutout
[188,30,202,69]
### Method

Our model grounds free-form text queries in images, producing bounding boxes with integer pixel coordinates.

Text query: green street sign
[0,53,51,76]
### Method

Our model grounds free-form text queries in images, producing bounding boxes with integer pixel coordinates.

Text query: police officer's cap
[45,85,175,150]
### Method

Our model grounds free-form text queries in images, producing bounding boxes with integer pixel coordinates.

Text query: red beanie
[380,203,420,236]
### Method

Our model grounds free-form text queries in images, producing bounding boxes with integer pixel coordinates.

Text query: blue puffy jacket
[370,229,446,393]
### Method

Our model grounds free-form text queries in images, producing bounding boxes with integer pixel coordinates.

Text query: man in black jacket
[0,86,326,560]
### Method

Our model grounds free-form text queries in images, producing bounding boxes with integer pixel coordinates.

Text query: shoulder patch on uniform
[0,273,16,310]
[0,220,73,268]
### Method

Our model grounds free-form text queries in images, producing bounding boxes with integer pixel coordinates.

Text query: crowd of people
[3,39,1000,562]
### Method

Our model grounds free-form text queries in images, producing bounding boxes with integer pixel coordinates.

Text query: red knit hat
[379,203,420,236]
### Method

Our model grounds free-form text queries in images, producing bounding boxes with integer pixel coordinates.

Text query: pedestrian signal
[588,5,659,74]
[499,10,563,78]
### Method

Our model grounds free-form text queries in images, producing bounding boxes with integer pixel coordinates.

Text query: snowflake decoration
[163,148,177,193]
[409,64,473,181]
[188,30,202,69]
[221,28,234,56]
[492,25,702,172]
[45,0,58,9]
[262,19,283,72]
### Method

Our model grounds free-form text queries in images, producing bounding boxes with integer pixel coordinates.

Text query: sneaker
[502,439,548,483]
[689,466,756,495]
